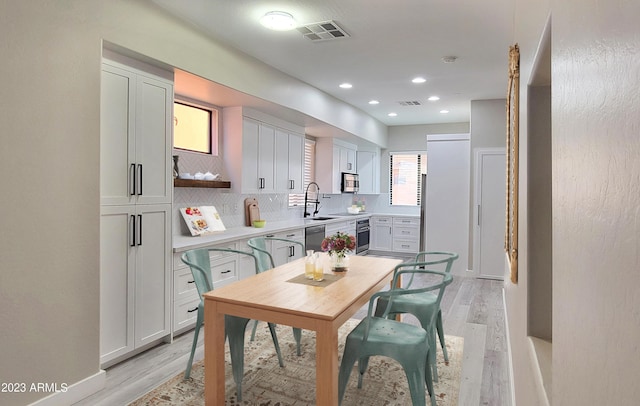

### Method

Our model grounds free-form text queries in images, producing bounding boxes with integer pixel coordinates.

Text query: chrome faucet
[304,182,320,218]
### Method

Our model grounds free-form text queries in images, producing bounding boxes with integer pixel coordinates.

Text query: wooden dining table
[203,253,403,405]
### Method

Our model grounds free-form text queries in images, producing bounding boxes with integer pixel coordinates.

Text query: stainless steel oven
[356,218,370,254]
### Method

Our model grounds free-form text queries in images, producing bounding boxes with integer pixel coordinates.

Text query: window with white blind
[389,152,427,206]
[289,139,316,207]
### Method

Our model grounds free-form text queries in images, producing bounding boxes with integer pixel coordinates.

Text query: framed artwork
[505,44,520,283]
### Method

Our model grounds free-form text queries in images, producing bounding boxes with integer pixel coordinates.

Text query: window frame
[388,151,427,206]
[289,138,316,207]
[173,96,220,156]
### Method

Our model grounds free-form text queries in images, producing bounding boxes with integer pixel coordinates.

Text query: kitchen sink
[307,216,335,221]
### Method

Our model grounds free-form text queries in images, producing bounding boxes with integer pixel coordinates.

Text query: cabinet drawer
[273,229,304,240]
[373,216,392,224]
[393,217,420,226]
[393,239,420,253]
[174,268,197,300]
[393,225,420,239]
[211,257,237,286]
[173,296,200,332]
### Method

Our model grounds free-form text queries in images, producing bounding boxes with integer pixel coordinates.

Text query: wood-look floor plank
[458,322,488,406]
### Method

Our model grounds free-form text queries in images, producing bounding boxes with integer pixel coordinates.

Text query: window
[289,139,316,207]
[389,152,426,206]
[173,100,218,155]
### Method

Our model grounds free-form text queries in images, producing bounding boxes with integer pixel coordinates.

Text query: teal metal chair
[246,236,303,355]
[180,248,285,401]
[375,251,458,382]
[338,267,452,406]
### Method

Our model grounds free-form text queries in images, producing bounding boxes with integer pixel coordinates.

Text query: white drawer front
[393,239,420,253]
[174,296,200,331]
[274,229,304,240]
[393,225,420,239]
[393,217,420,226]
[211,257,237,286]
[373,216,392,224]
[174,268,197,300]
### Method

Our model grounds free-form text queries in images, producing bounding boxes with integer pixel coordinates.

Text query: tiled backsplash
[171,149,418,237]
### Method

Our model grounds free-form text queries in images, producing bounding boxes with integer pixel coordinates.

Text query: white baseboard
[28,370,106,406]
[502,288,517,406]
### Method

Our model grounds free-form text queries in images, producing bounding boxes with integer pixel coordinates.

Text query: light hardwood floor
[75,274,511,406]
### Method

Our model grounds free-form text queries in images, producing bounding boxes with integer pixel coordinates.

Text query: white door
[425,134,470,275]
[473,149,506,279]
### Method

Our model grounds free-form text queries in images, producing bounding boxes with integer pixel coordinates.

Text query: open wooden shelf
[173,178,231,189]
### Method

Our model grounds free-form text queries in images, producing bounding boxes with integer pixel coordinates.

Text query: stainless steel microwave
[341,172,359,193]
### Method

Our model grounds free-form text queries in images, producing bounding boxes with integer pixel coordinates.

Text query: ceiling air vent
[297,20,350,41]
[398,101,422,106]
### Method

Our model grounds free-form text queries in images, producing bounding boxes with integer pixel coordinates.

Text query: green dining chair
[246,236,303,355]
[375,252,458,382]
[180,248,285,401]
[414,251,458,365]
[338,268,452,406]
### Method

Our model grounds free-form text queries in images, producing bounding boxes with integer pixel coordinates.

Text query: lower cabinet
[371,216,393,251]
[100,204,171,366]
[171,228,304,334]
[370,215,420,255]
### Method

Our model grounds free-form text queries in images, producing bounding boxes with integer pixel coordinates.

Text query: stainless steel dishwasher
[305,224,326,252]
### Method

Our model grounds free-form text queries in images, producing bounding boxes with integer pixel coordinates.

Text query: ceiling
[151,0,515,127]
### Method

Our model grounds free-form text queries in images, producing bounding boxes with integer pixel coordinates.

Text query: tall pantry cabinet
[100,58,173,366]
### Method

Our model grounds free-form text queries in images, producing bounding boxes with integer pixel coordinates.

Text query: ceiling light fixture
[440,110,450,114]
[412,77,426,84]
[428,96,440,101]
[339,83,353,89]
[368,100,379,105]
[260,11,297,31]
[388,112,397,117]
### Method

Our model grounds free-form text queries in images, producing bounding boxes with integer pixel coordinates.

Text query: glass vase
[331,252,349,272]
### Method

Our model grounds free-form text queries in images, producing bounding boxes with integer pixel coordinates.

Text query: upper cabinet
[315,138,357,194]
[357,149,380,194]
[223,107,304,195]
[100,62,173,206]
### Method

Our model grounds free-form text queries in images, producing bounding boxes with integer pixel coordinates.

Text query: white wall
[551,1,640,404]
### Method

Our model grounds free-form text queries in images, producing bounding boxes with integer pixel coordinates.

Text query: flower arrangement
[321,231,356,259]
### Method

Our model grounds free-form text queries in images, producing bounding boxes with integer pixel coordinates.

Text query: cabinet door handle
[187,280,195,284]
[130,164,136,196]
[137,164,143,195]
[221,270,232,274]
[137,214,142,246]
[187,307,198,313]
[130,215,136,247]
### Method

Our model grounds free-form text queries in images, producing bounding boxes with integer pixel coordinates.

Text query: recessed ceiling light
[412,77,426,84]
[368,100,379,105]
[428,96,440,101]
[440,110,450,114]
[260,11,297,31]
[388,112,397,117]
[339,83,353,89]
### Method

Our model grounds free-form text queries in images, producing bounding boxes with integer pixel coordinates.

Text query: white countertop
[172,212,418,252]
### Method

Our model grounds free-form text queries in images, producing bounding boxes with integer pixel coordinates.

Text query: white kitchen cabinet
[223,107,305,194]
[392,217,420,253]
[315,138,358,194]
[100,59,172,366]
[100,204,171,365]
[275,128,304,194]
[100,62,172,206]
[269,229,305,266]
[357,149,380,194]
[370,216,393,251]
